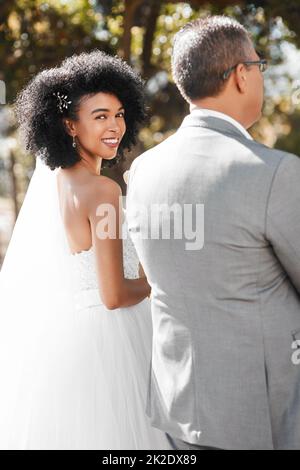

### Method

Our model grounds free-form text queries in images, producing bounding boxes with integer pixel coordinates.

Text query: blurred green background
[1,0,300,265]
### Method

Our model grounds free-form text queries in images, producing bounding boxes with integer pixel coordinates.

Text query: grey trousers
[166,433,223,451]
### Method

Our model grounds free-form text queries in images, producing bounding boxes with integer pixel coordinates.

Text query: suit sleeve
[266,153,300,294]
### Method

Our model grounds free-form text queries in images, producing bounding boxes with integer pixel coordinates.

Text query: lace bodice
[70,218,139,295]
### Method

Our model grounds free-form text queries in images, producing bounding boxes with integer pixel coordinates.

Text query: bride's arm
[87,176,151,310]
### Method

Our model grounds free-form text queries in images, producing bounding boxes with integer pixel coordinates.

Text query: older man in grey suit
[126,15,300,450]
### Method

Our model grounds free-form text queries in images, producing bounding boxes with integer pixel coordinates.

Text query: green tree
[1,0,300,219]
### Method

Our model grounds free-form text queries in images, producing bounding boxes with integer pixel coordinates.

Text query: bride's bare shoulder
[56,169,121,223]
[75,173,122,214]
[88,174,121,199]
[57,168,120,199]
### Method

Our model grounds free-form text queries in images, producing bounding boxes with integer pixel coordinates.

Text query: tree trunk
[141,0,161,77]
[122,0,143,62]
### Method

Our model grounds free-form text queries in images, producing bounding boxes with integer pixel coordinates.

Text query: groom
[126,15,300,450]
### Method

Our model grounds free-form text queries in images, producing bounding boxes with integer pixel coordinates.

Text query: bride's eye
[116,112,125,118]
[95,115,106,120]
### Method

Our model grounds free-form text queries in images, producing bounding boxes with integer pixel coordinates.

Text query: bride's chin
[103,153,118,161]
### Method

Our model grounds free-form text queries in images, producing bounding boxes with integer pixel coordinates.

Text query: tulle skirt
[0,294,171,450]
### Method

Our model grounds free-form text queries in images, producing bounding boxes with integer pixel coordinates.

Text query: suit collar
[179,113,251,141]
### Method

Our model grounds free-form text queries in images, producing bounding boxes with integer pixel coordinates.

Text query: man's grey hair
[171,15,253,101]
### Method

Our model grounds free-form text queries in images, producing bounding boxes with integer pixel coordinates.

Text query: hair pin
[53,91,72,114]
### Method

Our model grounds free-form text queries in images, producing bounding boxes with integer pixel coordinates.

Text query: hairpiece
[53,91,72,113]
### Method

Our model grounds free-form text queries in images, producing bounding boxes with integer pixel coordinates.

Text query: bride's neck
[77,154,102,176]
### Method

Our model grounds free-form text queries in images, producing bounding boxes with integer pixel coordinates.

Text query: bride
[0,50,171,450]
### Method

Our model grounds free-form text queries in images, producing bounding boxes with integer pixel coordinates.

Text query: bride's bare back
[57,164,100,255]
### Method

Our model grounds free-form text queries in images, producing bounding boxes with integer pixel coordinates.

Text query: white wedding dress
[0,159,171,450]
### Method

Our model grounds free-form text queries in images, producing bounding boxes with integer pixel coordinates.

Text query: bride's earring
[72,136,77,148]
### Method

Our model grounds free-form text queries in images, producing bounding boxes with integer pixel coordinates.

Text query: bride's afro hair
[14,50,146,170]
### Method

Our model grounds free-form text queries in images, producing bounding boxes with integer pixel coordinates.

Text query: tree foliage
[0,0,300,209]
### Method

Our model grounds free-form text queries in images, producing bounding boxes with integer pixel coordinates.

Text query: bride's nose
[107,117,120,132]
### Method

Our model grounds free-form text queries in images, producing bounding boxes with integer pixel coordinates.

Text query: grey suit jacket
[126,113,300,450]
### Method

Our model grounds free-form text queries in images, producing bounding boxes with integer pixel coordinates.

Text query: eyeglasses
[222,59,268,80]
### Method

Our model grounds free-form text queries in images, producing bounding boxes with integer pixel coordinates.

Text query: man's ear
[63,118,76,137]
[235,64,247,94]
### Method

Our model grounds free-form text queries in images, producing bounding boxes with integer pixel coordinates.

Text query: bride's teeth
[102,139,118,143]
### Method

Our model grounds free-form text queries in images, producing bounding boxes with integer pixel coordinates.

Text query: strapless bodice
[70,216,139,309]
